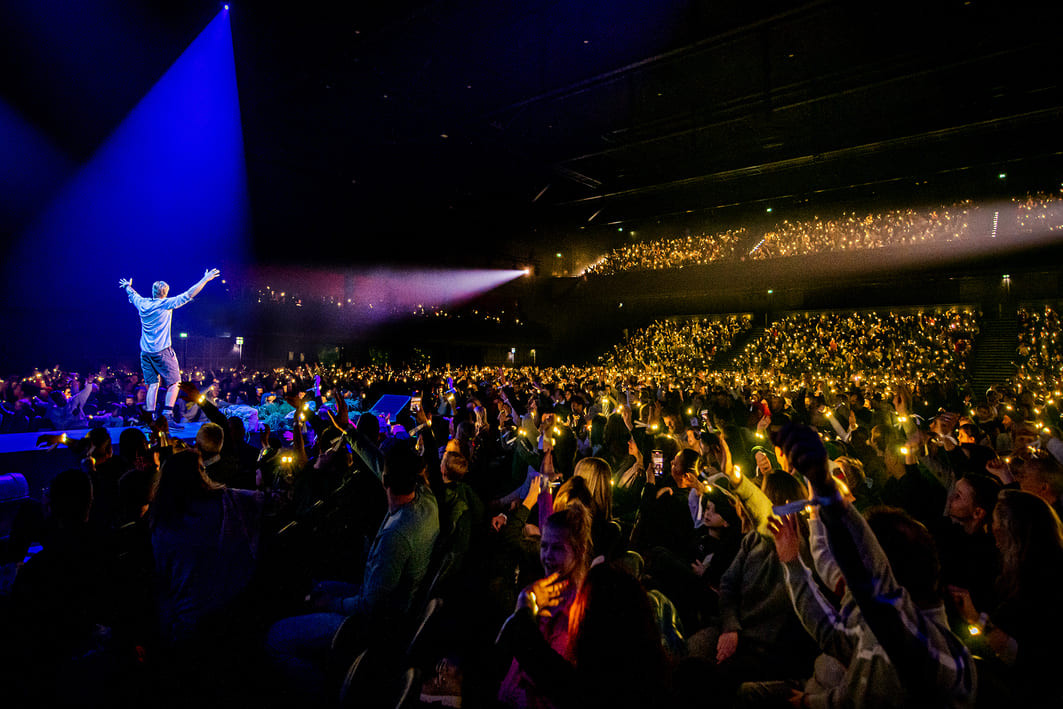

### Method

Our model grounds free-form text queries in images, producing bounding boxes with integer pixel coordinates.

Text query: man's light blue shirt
[127,288,194,353]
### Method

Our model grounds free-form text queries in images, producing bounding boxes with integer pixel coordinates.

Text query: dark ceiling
[4,0,1063,268]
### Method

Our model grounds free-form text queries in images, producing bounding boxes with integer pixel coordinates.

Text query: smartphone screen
[651,450,664,478]
[411,395,421,413]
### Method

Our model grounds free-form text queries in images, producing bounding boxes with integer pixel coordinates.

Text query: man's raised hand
[118,278,132,289]
[203,268,221,282]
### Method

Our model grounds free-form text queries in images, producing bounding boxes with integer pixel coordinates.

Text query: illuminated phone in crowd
[411,395,422,413]
[651,449,664,478]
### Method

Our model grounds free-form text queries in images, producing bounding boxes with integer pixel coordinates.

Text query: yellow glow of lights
[900,446,909,455]
[968,625,981,637]
[198,396,205,404]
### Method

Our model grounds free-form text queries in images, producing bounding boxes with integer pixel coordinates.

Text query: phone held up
[651,449,664,478]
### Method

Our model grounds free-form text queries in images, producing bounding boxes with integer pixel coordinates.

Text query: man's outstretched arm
[120,277,146,307]
[184,268,221,300]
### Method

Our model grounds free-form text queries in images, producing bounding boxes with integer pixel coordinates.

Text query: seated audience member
[43,377,96,430]
[437,450,486,577]
[265,440,439,702]
[1016,449,1063,519]
[82,426,128,530]
[196,421,239,488]
[646,481,744,630]
[497,505,592,708]
[347,411,386,481]
[931,473,1001,613]
[630,448,701,558]
[949,489,1063,706]
[227,415,262,486]
[753,424,976,709]
[151,449,267,648]
[496,563,671,709]
[692,469,817,697]
[561,457,620,560]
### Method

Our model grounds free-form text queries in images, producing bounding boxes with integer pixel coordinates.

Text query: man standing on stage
[119,268,221,423]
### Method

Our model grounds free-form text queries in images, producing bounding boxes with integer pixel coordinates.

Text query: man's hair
[382,439,423,495]
[118,427,150,463]
[1023,452,1063,497]
[441,451,469,481]
[195,422,225,457]
[227,415,246,442]
[356,411,380,440]
[152,281,170,298]
[963,473,1003,516]
[88,426,113,459]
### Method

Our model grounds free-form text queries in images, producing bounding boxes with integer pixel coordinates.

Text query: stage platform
[0,423,206,498]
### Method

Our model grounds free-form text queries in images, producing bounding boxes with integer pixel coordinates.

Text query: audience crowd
[583,194,1063,277]
[604,315,753,372]
[2,302,1063,707]
[730,308,979,385]
[1016,304,1063,388]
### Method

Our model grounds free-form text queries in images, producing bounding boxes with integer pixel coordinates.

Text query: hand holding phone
[651,450,664,478]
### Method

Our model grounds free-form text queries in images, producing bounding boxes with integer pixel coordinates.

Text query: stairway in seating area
[715,325,765,368]
[969,316,1018,397]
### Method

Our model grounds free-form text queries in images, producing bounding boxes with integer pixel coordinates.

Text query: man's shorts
[140,347,181,386]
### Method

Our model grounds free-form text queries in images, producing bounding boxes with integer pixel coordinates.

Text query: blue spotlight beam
[3,10,249,371]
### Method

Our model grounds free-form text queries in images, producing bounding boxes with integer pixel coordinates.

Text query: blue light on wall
[0,99,73,234]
